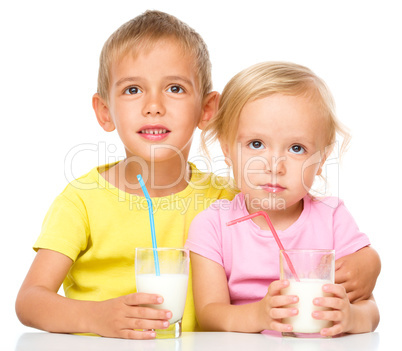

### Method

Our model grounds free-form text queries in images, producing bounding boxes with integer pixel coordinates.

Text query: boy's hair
[202,61,351,158]
[97,10,212,103]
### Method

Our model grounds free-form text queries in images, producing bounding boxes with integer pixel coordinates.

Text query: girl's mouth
[261,183,286,193]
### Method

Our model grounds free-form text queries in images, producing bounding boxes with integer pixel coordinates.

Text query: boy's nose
[143,93,166,117]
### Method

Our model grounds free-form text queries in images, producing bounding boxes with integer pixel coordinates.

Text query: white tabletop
[13,331,383,351]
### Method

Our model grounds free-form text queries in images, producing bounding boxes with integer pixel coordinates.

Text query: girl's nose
[265,155,286,175]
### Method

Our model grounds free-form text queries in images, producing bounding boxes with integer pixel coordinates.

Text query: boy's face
[223,93,328,213]
[104,39,205,163]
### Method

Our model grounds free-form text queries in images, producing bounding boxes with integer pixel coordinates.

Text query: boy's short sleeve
[34,193,89,262]
[186,204,224,266]
[332,200,371,259]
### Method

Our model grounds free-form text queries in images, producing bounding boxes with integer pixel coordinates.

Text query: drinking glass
[280,249,335,338]
[135,248,189,339]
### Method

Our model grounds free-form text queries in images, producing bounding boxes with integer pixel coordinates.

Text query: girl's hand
[91,293,172,339]
[312,283,352,337]
[258,279,299,333]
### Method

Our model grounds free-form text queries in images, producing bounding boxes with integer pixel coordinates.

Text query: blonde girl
[186,62,380,336]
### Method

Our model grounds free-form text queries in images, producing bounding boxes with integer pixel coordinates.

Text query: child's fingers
[269,306,298,320]
[128,306,173,321]
[124,293,165,306]
[122,293,172,321]
[312,309,343,322]
[313,284,348,313]
[321,283,347,298]
[320,324,344,337]
[269,320,294,333]
[314,296,347,312]
[268,279,290,296]
[270,294,298,308]
[120,329,157,340]
[126,316,170,331]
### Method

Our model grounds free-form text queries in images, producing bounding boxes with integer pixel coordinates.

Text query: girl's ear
[317,142,336,176]
[315,153,326,176]
[198,91,220,130]
[92,93,115,132]
[316,164,324,176]
[220,140,233,167]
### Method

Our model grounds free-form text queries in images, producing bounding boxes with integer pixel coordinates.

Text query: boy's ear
[198,91,220,130]
[92,93,115,132]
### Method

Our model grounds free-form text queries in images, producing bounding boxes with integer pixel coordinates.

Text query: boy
[16,10,380,339]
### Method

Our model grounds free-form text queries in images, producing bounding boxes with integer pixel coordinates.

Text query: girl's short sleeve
[332,200,371,259]
[185,203,225,266]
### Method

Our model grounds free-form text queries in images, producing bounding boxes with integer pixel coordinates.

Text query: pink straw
[226,211,300,282]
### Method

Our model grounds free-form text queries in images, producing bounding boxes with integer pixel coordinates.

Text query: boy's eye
[248,140,265,150]
[289,145,306,154]
[167,85,184,94]
[124,86,142,95]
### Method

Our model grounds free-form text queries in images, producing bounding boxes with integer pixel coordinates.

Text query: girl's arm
[313,284,379,336]
[335,246,381,302]
[191,252,296,333]
[15,249,171,339]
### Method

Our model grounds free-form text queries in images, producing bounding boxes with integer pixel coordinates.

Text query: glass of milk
[135,248,189,339]
[280,249,335,338]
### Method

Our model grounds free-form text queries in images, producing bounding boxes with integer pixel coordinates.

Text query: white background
[1,0,401,348]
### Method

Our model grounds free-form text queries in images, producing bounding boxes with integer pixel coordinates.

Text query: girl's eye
[124,86,142,95]
[289,145,306,154]
[248,140,265,150]
[167,85,184,94]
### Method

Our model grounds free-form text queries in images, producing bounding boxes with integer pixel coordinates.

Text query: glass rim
[280,249,335,254]
[135,247,189,253]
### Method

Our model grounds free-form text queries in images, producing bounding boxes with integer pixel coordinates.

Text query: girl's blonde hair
[202,61,350,158]
[97,10,212,104]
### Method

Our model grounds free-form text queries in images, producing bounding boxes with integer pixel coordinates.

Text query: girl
[185,62,379,337]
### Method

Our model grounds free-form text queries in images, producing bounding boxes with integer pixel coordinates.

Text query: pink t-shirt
[186,193,370,306]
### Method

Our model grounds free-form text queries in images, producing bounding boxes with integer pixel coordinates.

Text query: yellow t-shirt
[34,162,236,333]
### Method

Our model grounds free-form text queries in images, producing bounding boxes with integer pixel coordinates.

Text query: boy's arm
[335,246,381,302]
[191,252,296,333]
[16,249,171,339]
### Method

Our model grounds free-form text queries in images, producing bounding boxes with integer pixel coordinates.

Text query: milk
[136,274,189,323]
[282,279,332,333]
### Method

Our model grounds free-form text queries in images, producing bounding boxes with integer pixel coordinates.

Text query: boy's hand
[335,246,381,302]
[91,293,172,339]
[258,280,299,333]
[312,284,352,337]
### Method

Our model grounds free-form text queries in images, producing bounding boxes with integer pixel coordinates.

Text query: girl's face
[222,93,329,214]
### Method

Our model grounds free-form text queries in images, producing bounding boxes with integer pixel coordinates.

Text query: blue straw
[137,174,160,276]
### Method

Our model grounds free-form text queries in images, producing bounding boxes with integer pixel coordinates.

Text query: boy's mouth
[137,125,171,141]
[140,129,168,134]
